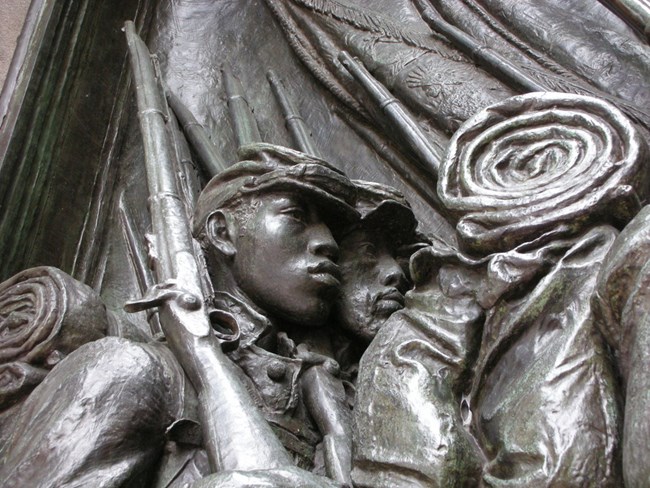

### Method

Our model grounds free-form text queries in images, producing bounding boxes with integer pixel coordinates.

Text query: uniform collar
[211,291,277,349]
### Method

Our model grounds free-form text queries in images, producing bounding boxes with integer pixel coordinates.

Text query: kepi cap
[192,143,359,236]
[350,179,423,247]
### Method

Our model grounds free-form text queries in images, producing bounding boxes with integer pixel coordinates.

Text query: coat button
[267,361,287,381]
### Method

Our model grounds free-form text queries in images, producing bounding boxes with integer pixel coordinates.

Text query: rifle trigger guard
[125,280,202,313]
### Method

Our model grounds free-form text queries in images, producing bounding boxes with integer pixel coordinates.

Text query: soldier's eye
[359,242,377,256]
[281,206,307,222]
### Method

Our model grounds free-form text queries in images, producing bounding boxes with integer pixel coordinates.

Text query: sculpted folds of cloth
[0,1,649,487]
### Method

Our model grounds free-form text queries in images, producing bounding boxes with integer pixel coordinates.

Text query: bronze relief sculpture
[0,1,649,487]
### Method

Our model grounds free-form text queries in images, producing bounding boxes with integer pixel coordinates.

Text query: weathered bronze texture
[0,1,648,487]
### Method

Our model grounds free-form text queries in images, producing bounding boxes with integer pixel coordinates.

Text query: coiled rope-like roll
[438,93,648,254]
[0,267,107,366]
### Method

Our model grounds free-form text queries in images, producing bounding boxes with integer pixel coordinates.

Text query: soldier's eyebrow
[340,229,372,248]
[275,193,309,209]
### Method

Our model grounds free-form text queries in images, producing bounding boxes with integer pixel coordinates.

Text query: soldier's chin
[351,321,380,344]
[357,313,395,343]
[278,300,331,328]
[337,315,381,343]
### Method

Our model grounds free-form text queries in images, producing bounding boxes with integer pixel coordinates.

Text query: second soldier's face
[335,227,408,342]
[232,192,341,327]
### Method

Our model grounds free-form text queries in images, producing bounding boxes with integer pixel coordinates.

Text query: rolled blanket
[0,362,48,408]
[439,92,649,254]
[0,266,107,367]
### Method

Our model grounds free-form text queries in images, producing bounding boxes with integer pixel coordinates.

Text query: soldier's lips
[308,262,341,288]
[374,289,405,314]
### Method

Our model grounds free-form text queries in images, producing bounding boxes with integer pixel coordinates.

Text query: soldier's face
[232,192,341,327]
[335,227,408,342]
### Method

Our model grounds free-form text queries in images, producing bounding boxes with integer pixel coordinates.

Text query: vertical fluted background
[0,0,31,91]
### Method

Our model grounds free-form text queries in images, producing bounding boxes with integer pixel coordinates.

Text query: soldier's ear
[205,211,237,258]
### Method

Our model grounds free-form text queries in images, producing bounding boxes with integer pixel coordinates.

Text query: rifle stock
[123,21,291,473]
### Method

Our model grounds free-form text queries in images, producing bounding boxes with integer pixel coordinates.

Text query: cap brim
[361,201,419,245]
[248,176,360,231]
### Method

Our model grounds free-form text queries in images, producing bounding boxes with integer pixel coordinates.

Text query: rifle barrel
[222,69,262,149]
[267,70,321,158]
[118,193,162,337]
[168,93,228,178]
[598,0,650,37]
[413,0,544,93]
[338,51,443,177]
[336,107,443,211]
[124,21,292,473]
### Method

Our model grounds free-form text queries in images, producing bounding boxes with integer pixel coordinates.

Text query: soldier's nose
[380,254,407,290]
[309,223,339,262]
